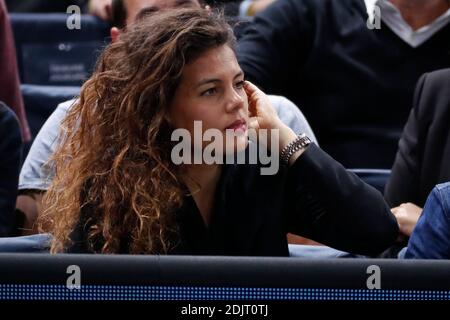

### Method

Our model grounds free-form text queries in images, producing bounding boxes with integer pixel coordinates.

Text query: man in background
[238,0,450,168]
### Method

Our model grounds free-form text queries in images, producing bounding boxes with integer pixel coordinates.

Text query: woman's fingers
[248,117,260,131]
[244,80,260,94]
[244,81,260,116]
[244,81,281,130]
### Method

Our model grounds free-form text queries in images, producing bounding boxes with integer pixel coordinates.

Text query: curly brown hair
[39,8,235,254]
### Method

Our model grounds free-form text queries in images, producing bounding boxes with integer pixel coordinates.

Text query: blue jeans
[0,235,397,258]
[405,182,450,259]
[288,244,367,258]
[0,233,51,253]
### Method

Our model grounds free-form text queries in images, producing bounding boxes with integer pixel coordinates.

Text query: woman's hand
[244,81,304,164]
[391,202,423,237]
[244,81,281,131]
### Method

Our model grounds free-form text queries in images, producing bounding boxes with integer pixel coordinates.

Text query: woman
[40,8,398,255]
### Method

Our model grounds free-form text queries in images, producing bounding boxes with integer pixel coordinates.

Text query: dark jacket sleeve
[0,102,22,236]
[384,75,426,207]
[284,143,399,256]
[237,0,314,93]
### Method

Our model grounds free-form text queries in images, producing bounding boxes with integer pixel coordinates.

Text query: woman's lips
[226,120,247,133]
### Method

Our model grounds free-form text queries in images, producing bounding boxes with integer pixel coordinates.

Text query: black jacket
[237,0,450,168]
[385,69,450,207]
[0,101,22,236]
[69,144,399,256]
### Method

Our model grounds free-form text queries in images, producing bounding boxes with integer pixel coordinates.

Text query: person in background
[385,68,450,238]
[404,182,450,259]
[237,0,450,169]
[0,102,22,237]
[0,0,31,142]
[89,0,246,21]
[239,0,275,17]
[89,0,113,20]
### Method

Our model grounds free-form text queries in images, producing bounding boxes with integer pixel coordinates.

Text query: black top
[69,144,399,256]
[237,0,450,168]
[0,101,22,236]
[385,69,450,207]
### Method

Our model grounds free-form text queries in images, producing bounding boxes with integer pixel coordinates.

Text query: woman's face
[168,45,249,156]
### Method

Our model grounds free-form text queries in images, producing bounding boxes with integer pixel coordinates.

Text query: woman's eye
[235,81,245,89]
[201,88,217,96]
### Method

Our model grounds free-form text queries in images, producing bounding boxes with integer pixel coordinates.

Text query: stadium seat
[10,13,110,86]
[349,169,391,194]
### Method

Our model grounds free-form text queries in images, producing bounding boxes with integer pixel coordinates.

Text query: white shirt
[365,0,450,47]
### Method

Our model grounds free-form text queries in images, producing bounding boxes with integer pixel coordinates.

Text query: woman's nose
[225,87,245,112]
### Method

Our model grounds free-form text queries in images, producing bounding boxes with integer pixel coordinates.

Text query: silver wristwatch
[280,133,312,165]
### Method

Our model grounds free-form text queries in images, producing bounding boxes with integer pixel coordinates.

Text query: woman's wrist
[275,122,309,166]
[277,122,297,151]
